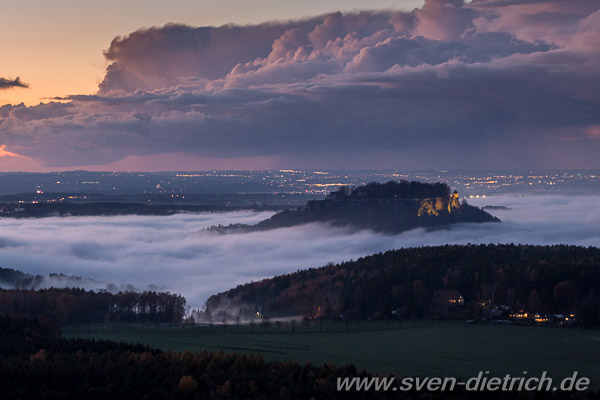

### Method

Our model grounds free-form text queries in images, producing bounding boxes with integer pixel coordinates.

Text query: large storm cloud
[0,0,599,168]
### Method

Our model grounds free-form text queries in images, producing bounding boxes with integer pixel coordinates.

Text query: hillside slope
[205,244,600,326]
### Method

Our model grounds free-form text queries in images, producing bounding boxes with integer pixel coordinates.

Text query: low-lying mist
[0,195,599,308]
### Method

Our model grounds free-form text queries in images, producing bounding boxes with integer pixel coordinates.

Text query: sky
[2,194,600,308]
[1,0,599,172]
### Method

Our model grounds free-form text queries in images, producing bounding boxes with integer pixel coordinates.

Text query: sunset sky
[1,0,599,172]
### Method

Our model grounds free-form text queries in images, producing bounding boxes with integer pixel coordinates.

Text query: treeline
[0,288,186,326]
[331,180,450,199]
[0,266,34,287]
[1,316,597,399]
[206,244,600,325]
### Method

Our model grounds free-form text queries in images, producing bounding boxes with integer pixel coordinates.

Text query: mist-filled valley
[1,194,599,308]
[3,0,600,394]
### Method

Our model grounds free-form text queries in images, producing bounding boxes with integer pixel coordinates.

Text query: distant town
[0,170,598,208]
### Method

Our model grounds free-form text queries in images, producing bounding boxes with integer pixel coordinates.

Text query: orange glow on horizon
[0,145,20,158]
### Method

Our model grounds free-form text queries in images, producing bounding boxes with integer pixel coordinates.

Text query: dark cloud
[1,102,74,121]
[98,21,319,93]
[0,0,599,168]
[0,77,28,90]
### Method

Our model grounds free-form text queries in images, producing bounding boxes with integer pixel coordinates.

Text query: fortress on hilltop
[209,180,498,234]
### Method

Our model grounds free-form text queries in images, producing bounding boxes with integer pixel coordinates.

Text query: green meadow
[64,320,600,387]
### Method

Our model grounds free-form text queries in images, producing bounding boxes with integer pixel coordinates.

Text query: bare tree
[222,316,228,333]
[262,316,270,332]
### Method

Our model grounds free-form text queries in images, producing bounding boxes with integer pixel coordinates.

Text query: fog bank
[0,195,598,308]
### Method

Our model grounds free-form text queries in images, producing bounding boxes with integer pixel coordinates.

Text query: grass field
[64,320,600,387]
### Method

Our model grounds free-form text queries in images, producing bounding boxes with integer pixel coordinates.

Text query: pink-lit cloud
[0,0,599,170]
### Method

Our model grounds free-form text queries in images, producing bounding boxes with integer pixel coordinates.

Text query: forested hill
[205,244,600,326]
[214,181,498,234]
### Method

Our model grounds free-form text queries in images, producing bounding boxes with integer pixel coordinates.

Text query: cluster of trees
[0,288,186,327]
[0,266,36,287]
[0,266,105,291]
[206,244,600,326]
[330,180,451,199]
